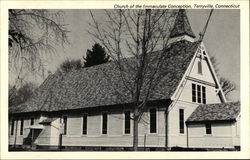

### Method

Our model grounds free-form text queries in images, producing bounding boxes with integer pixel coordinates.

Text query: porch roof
[186,101,240,123]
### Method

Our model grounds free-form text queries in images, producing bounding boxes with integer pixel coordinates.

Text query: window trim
[148,107,158,134]
[179,108,185,134]
[101,112,108,135]
[82,113,88,135]
[123,110,131,135]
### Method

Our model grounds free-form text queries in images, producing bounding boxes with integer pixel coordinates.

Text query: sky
[10,9,240,101]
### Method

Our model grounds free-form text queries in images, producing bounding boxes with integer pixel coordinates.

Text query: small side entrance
[24,125,43,149]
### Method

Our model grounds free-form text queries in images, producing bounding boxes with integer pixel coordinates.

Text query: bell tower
[168,9,196,44]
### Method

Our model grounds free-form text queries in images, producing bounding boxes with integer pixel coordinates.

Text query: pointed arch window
[198,60,202,74]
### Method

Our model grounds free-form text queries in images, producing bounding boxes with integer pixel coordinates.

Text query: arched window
[198,60,202,74]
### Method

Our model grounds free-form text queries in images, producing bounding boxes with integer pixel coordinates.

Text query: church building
[9,9,240,151]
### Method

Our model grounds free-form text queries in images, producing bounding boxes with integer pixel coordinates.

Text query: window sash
[30,117,34,125]
[202,86,206,104]
[102,113,108,134]
[20,119,24,135]
[63,116,67,135]
[124,111,130,134]
[197,85,201,103]
[179,109,184,134]
[150,108,157,133]
[198,61,202,74]
[11,119,15,135]
[192,84,196,102]
[82,114,87,135]
[205,123,212,134]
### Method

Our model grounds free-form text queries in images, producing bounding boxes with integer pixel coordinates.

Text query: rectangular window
[150,108,157,133]
[179,109,184,134]
[63,116,67,135]
[197,85,201,103]
[11,119,15,135]
[102,113,108,134]
[124,111,130,134]
[198,61,202,74]
[20,119,24,135]
[205,123,212,134]
[30,117,34,125]
[82,113,87,135]
[202,86,206,104]
[192,84,196,102]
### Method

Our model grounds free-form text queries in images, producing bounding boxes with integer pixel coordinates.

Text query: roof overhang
[25,125,44,130]
[186,119,236,125]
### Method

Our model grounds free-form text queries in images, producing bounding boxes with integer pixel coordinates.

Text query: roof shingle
[170,9,196,38]
[186,101,240,123]
[9,40,200,114]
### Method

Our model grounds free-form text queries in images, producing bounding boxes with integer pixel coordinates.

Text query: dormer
[168,9,196,44]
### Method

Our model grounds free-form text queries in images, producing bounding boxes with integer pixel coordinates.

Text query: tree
[59,59,83,73]
[83,43,110,67]
[9,9,69,83]
[89,9,178,150]
[219,77,236,97]
[210,55,237,98]
[9,82,37,108]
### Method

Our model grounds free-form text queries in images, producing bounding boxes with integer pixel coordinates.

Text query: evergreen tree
[83,43,110,67]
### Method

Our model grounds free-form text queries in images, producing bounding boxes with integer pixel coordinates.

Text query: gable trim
[186,76,216,87]
[200,42,227,102]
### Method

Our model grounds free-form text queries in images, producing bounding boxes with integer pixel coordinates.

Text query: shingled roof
[9,40,200,114]
[186,101,240,123]
[170,9,196,38]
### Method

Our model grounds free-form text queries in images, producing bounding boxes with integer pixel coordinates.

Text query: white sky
[9,9,240,101]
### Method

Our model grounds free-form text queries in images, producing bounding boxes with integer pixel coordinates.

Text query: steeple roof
[170,9,196,38]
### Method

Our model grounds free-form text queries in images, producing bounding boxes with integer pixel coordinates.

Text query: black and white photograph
[1,1,249,159]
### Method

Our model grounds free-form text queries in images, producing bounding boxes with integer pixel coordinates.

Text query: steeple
[169,9,196,44]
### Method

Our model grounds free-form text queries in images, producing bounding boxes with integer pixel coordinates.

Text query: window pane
[205,123,212,134]
[124,111,130,134]
[192,84,196,102]
[11,119,15,135]
[63,116,67,135]
[82,114,87,135]
[102,113,107,134]
[179,109,184,134]
[197,85,201,103]
[31,117,34,125]
[20,119,24,135]
[202,86,206,104]
[150,108,157,133]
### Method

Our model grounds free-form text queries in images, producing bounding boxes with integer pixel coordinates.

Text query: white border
[1,0,249,159]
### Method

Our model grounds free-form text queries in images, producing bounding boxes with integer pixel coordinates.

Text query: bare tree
[219,77,236,97]
[9,9,69,85]
[89,9,179,150]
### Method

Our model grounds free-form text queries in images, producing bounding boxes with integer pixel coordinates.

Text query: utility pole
[198,9,214,42]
